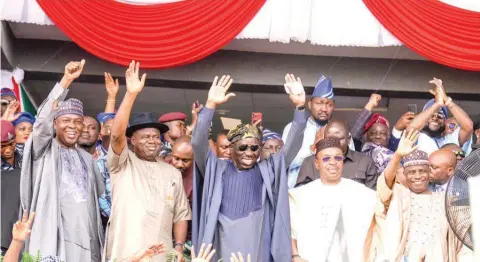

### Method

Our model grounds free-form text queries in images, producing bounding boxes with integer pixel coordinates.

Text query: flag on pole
[1,68,37,115]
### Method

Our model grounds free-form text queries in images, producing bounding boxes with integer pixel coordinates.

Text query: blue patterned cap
[423,99,448,118]
[54,98,83,119]
[312,75,334,99]
[12,112,36,126]
[97,112,116,123]
[262,128,282,143]
[0,88,16,99]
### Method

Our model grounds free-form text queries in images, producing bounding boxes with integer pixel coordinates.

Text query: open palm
[126,60,147,94]
[207,75,235,106]
[396,129,420,157]
[105,72,119,96]
[132,243,165,262]
[191,243,216,262]
[12,211,35,242]
[1,101,20,122]
[284,73,306,107]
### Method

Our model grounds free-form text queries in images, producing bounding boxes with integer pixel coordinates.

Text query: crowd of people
[1,59,479,262]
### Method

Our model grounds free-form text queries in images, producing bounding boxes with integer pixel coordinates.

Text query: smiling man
[408,78,473,156]
[289,137,376,262]
[107,61,191,262]
[20,60,105,262]
[373,129,466,261]
[192,75,307,262]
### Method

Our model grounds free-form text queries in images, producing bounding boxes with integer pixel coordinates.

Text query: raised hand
[284,73,306,107]
[429,77,447,106]
[395,129,420,157]
[132,243,165,262]
[104,72,119,98]
[206,75,235,108]
[365,93,381,111]
[186,101,204,135]
[230,252,251,262]
[125,60,147,94]
[394,112,415,131]
[63,60,85,81]
[1,101,20,122]
[12,210,35,242]
[191,243,216,262]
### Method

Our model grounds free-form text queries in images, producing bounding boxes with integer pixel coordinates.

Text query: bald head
[429,149,456,185]
[324,119,350,153]
[171,136,193,174]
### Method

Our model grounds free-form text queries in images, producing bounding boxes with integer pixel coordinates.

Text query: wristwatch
[174,242,184,249]
[292,254,301,261]
[296,106,305,111]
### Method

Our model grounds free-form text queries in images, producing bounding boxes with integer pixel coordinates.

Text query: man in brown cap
[1,120,22,170]
[289,137,376,262]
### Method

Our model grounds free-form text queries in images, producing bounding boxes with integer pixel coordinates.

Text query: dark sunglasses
[236,144,260,152]
[448,123,457,130]
[454,150,466,158]
[432,113,445,120]
[321,155,344,163]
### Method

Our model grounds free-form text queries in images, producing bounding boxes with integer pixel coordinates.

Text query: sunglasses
[321,155,344,163]
[236,144,260,152]
[432,113,445,120]
[448,123,457,130]
[454,150,466,158]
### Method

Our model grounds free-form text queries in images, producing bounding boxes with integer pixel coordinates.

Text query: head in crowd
[0,88,17,116]
[309,75,335,126]
[12,112,35,144]
[402,150,430,194]
[170,136,194,174]
[127,112,169,162]
[215,130,231,159]
[441,143,465,167]
[473,114,480,145]
[444,117,458,135]
[324,119,350,154]
[53,98,84,148]
[364,113,390,147]
[78,116,101,153]
[97,112,116,149]
[1,120,17,162]
[261,128,283,160]
[158,112,187,144]
[429,149,456,186]
[314,137,344,185]
[227,124,261,170]
[422,99,448,138]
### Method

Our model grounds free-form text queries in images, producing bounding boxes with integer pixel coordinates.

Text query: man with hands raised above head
[106,61,191,262]
[192,75,307,262]
[408,78,473,155]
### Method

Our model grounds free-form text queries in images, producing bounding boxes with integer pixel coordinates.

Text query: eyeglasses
[321,155,344,163]
[0,99,11,106]
[454,150,466,158]
[448,123,457,130]
[236,144,260,152]
[432,113,445,120]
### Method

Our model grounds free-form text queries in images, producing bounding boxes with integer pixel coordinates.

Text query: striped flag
[1,68,37,115]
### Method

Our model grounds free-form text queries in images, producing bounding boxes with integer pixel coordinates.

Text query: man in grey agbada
[20,60,104,261]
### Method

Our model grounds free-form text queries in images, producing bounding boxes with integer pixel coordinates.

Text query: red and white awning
[2,0,480,70]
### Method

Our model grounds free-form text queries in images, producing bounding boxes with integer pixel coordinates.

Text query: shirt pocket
[352,168,367,183]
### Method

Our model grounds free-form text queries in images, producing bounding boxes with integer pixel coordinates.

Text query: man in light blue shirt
[407,78,473,156]
[282,74,354,188]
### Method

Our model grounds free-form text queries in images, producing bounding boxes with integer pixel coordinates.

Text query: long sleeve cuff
[49,83,67,100]
[391,128,403,139]
[200,107,215,121]
[293,109,308,124]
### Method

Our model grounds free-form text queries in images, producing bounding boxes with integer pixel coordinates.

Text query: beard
[313,118,329,126]
[78,140,96,149]
[422,125,446,138]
